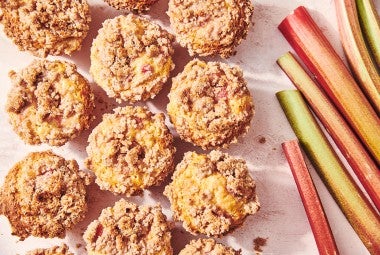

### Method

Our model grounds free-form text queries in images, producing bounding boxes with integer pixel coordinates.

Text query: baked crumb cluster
[0,151,91,240]
[83,199,173,255]
[0,0,91,57]
[5,59,95,146]
[0,0,259,253]
[85,106,175,196]
[104,0,159,12]
[26,244,74,255]
[167,59,254,149]
[168,0,253,58]
[90,14,175,103]
[179,238,241,255]
[164,150,260,236]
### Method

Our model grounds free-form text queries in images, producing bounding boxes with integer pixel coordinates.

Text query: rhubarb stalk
[278,6,380,165]
[277,52,380,212]
[276,90,380,255]
[282,140,339,255]
[357,0,380,67]
[335,0,380,114]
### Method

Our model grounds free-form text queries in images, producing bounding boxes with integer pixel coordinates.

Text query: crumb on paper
[253,237,268,254]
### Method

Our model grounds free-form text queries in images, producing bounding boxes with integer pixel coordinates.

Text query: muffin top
[0,151,92,240]
[83,199,173,255]
[6,59,95,146]
[90,14,175,103]
[85,106,175,196]
[179,238,241,255]
[167,59,254,149]
[168,0,253,58]
[0,0,90,57]
[164,150,260,236]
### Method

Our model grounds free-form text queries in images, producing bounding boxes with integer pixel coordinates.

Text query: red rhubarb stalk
[277,90,380,255]
[277,52,380,212]
[335,0,380,114]
[278,6,380,165]
[282,140,340,255]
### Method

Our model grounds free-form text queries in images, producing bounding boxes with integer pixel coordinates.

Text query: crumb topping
[0,0,91,57]
[164,150,260,236]
[167,0,253,58]
[26,243,74,255]
[5,59,95,146]
[85,106,175,196]
[0,151,92,240]
[167,59,254,149]
[104,0,159,12]
[90,14,175,103]
[83,199,173,255]
[179,238,241,255]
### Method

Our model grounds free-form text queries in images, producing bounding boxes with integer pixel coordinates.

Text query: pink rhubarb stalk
[282,140,340,255]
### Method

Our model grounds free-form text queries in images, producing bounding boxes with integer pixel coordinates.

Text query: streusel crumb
[26,243,74,255]
[179,238,241,255]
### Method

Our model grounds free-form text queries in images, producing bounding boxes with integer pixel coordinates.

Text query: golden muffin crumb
[26,243,74,255]
[83,199,173,255]
[104,0,159,12]
[5,59,95,146]
[164,150,260,236]
[90,14,175,103]
[85,106,175,196]
[0,0,90,57]
[167,0,253,58]
[179,238,241,255]
[0,151,92,240]
[167,59,254,149]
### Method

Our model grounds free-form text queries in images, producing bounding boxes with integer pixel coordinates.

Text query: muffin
[179,239,241,255]
[167,0,253,58]
[104,0,159,12]
[26,244,74,255]
[90,14,175,103]
[5,59,95,146]
[85,106,175,196]
[0,151,92,240]
[0,0,90,57]
[164,150,260,236]
[83,199,173,255]
[167,59,254,149]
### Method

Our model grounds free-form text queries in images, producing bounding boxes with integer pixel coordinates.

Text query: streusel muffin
[167,0,253,58]
[90,14,175,103]
[0,151,92,240]
[179,239,241,255]
[5,59,95,146]
[0,0,90,57]
[164,150,260,236]
[85,106,175,196]
[83,199,173,255]
[167,59,254,149]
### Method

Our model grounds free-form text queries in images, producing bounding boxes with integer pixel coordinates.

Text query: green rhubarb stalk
[356,0,380,68]
[335,0,380,114]
[277,52,380,212]
[278,6,380,165]
[282,140,340,255]
[277,90,380,255]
